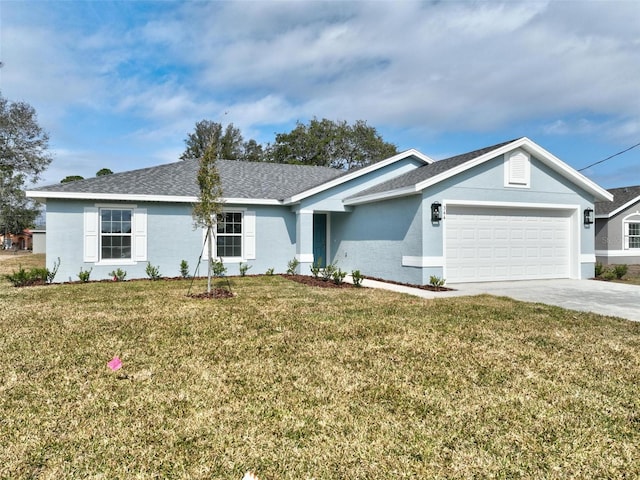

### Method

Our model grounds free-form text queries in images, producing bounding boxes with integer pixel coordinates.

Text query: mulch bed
[282,274,357,288]
[187,287,235,299]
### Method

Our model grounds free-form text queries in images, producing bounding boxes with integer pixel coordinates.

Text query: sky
[1,0,639,190]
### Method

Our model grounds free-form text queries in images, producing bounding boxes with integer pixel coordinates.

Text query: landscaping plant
[351,269,364,287]
[145,262,162,281]
[239,262,252,277]
[286,257,300,275]
[77,267,92,283]
[109,268,127,281]
[180,260,190,278]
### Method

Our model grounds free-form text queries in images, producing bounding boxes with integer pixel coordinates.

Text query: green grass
[1,255,639,479]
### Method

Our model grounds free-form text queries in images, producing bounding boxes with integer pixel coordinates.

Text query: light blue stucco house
[27,137,612,284]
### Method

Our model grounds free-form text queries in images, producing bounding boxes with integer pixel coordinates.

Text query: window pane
[630,237,640,249]
[629,223,640,236]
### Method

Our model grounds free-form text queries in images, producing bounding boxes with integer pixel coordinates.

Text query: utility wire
[578,141,640,172]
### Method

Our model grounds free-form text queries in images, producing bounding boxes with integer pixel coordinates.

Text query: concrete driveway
[359,277,640,322]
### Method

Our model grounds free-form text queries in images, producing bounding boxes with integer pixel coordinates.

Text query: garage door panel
[446,207,571,282]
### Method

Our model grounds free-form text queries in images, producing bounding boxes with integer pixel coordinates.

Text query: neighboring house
[26,137,612,284]
[1,230,32,250]
[595,185,640,265]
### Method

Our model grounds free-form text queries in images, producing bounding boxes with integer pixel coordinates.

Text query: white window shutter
[244,211,256,260]
[133,208,147,261]
[84,207,99,262]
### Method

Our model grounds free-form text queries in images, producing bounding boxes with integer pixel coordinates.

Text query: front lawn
[1,255,639,479]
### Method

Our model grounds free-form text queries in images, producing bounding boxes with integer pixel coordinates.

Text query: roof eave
[283,149,433,205]
[603,194,640,218]
[26,191,282,205]
[343,185,419,206]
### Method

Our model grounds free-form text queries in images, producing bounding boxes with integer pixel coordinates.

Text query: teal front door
[313,213,327,267]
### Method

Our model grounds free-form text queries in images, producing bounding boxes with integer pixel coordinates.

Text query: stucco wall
[45,199,297,282]
[330,195,423,284]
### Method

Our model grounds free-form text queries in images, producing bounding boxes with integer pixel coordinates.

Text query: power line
[578,141,640,172]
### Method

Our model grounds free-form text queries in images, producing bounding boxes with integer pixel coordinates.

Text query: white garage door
[445,206,571,283]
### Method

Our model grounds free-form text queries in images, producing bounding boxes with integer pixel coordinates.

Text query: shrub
[180,260,190,278]
[287,258,300,275]
[109,268,127,282]
[613,264,628,280]
[239,262,252,277]
[601,269,616,281]
[310,260,322,278]
[332,268,347,285]
[351,269,364,287]
[78,267,92,283]
[321,263,337,282]
[211,260,227,277]
[5,264,57,287]
[265,267,274,276]
[429,275,446,291]
[145,262,162,280]
[594,262,604,277]
[5,267,32,287]
[47,257,61,283]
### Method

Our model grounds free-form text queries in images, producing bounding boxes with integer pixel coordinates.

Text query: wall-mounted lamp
[431,202,442,222]
[583,208,594,225]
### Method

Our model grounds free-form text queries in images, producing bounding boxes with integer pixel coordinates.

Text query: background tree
[266,118,398,169]
[192,141,224,294]
[0,92,52,238]
[60,175,84,183]
[96,168,113,176]
[181,120,246,161]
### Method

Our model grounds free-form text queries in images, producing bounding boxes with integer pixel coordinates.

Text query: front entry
[313,213,327,267]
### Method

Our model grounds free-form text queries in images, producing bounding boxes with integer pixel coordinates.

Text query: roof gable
[596,185,640,218]
[345,137,613,205]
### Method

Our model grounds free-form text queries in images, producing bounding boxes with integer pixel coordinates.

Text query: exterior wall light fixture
[431,202,442,222]
[584,208,594,225]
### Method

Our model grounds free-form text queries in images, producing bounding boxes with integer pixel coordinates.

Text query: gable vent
[505,150,530,187]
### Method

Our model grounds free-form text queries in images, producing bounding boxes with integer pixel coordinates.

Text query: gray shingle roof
[596,185,640,216]
[32,159,345,200]
[347,138,520,199]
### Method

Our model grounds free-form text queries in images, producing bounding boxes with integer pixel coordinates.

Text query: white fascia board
[283,149,433,205]
[516,138,613,202]
[605,196,640,219]
[342,185,420,206]
[412,137,613,203]
[26,191,198,203]
[26,190,282,205]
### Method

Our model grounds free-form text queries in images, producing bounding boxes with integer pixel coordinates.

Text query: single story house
[27,137,612,284]
[595,185,640,265]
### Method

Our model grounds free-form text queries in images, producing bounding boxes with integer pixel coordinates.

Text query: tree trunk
[207,225,213,294]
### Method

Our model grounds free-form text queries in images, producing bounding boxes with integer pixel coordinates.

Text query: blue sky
[1,0,639,189]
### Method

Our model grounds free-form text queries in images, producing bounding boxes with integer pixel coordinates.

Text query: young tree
[192,141,224,294]
[96,168,113,176]
[0,92,52,240]
[267,118,398,169]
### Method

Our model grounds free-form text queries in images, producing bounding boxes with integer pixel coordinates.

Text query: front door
[313,213,327,267]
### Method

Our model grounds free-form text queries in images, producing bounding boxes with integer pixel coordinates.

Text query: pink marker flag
[107,356,123,371]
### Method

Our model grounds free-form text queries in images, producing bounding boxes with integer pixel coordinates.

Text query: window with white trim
[101,209,132,259]
[216,212,243,257]
[624,213,640,249]
[202,210,256,262]
[83,206,147,263]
